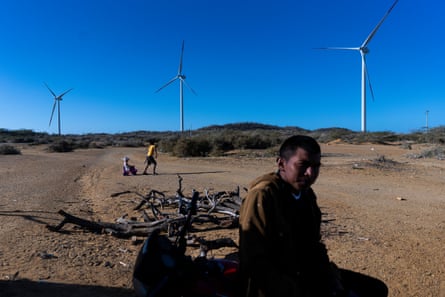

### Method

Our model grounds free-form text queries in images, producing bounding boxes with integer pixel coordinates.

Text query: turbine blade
[361,0,399,48]
[44,82,57,98]
[49,101,57,126]
[182,78,197,95]
[364,56,375,101]
[313,47,360,51]
[58,88,73,99]
[178,40,184,75]
[155,76,179,93]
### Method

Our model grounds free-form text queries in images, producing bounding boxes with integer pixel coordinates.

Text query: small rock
[37,252,57,259]
[104,261,114,268]
[119,261,129,267]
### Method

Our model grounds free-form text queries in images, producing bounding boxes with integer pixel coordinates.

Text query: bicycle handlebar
[176,189,199,255]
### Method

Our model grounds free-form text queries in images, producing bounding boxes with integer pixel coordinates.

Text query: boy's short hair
[279,135,320,161]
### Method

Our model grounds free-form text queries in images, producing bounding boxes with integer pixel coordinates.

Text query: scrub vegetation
[1,123,444,158]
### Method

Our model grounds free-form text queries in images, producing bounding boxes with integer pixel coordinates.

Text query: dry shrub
[173,138,212,157]
[406,146,445,160]
[47,140,74,153]
[88,141,106,149]
[0,144,21,155]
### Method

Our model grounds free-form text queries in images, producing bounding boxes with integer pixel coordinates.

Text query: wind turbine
[316,0,398,132]
[155,40,197,132]
[45,82,73,136]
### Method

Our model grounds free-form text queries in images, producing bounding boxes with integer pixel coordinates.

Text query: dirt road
[0,143,444,296]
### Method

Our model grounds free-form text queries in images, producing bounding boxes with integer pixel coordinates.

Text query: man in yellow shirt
[142,141,158,175]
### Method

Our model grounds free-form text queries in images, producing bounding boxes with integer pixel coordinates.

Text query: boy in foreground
[239,135,388,297]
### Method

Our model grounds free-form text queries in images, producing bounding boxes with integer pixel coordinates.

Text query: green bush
[158,137,179,153]
[47,140,74,153]
[210,138,235,156]
[233,135,273,149]
[0,144,21,155]
[173,138,212,157]
[112,140,145,147]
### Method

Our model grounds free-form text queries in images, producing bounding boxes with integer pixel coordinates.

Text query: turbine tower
[45,83,73,136]
[316,0,398,132]
[156,40,197,132]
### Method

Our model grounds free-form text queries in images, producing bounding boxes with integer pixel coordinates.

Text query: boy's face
[278,147,321,192]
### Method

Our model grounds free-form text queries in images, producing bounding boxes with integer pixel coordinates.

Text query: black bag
[133,228,196,297]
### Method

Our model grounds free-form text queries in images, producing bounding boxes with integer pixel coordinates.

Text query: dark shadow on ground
[127,171,228,176]
[159,171,228,176]
[0,210,59,225]
[0,279,135,297]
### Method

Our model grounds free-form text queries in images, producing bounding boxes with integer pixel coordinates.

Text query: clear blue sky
[0,0,443,134]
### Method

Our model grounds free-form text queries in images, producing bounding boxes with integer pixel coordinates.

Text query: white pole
[361,52,367,133]
[180,79,184,132]
[425,110,429,132]
[58,99,61,136]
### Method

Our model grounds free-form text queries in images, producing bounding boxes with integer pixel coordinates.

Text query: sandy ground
[0,142,444,297]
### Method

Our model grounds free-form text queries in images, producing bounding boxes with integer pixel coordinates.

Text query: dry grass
[1,124,444,158]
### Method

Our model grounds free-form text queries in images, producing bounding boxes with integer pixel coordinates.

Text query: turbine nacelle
[360,47,370,54]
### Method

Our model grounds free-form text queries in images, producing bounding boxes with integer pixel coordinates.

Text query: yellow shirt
[147,145,155,157]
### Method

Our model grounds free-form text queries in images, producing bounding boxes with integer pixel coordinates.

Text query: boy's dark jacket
[239,172,337,297]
